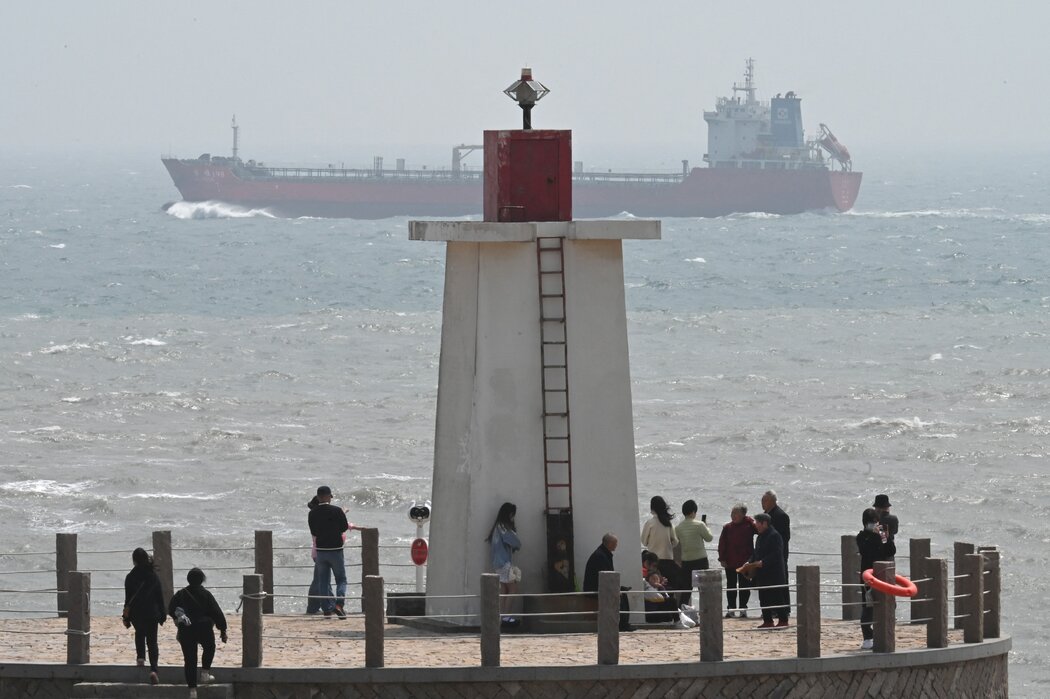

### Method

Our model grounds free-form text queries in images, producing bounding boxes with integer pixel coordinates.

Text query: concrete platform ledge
[408,220,661,242]
[0,636,1010,699]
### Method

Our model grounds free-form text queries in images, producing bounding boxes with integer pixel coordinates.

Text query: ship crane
[452,144,483,177]
[816,123,852,171]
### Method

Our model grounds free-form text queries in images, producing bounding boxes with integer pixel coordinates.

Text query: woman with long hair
[641,495,681,601]
[485,501,522,625]
[123,547,166,684]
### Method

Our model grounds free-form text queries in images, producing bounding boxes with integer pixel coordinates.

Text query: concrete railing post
[242,574,263,668]
[254,530,274,614]
[979,547,1000,639]
[361,528,380,585]
[927,557,948,649]
[963,551,984,644]
[363,574,384,668]
[66,571,90,664]
[480,573,501,667]
[698,569,723,662]
[909,537,931,624]
[152,530,174,606]
[873,561,896,653]
[796,565,820,658]
[840,534,861,620]
[953,541,974,630]
[597,570,620,665]
[55,533,77,619]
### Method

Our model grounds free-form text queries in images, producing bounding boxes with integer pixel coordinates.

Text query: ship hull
[162,158,861,219]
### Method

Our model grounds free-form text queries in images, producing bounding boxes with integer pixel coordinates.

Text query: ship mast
[732,58,757,105]
[231,115,239,161]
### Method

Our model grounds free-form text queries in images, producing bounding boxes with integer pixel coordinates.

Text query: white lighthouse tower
[410,70,659,625]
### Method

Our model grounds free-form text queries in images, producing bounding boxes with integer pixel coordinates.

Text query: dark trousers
[177,625,216,688]
[644,595,679,623]
[724,568,752,610]
[131,618,159,671]
[306,570,333,614]
[758,583,790,623]
[860,585,874,640]
[679,557,709,606]
[617,592,632,629]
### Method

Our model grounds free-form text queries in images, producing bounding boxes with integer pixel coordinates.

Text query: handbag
[123,581,145,629]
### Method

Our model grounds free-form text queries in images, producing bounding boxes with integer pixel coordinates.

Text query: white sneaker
[188,689,198,699]
[199,670,216,683]
[861,638,874,650]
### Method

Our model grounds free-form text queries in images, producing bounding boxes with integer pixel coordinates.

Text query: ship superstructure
[704,58,852,172]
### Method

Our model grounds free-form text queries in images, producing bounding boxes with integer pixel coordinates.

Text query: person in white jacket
[641,495,681,597]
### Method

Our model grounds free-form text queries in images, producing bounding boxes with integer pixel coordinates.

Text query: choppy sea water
[1,151,1048,694]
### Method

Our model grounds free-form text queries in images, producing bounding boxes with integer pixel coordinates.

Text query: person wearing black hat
[872,494,899,558]
[308,485,351,618]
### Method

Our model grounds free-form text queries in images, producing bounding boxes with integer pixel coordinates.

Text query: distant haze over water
[1,150,1047,695]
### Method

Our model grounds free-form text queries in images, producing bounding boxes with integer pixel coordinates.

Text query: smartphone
[701,514,707,522]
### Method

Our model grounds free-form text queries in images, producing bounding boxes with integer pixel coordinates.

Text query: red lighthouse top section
[483,129,572,222]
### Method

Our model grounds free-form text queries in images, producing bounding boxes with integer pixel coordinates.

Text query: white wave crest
[0,479,93,496]
[725,211,781,220]
[852,416,934,431]
[120,492,228,501]
[685,257,707,263]
[49,243,66,249]
[7,184,32,189]
[127,338,167,346]
[39,342,91,354]
[165,200,276,219]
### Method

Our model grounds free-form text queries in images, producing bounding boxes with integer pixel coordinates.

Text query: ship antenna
[733,58,758,105]
[231,114,239,160]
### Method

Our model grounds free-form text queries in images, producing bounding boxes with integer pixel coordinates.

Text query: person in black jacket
[761,490,791,565]
[123,547,166,684]
[737,513,789,628]
[582,533,634,631]
[308,485,352,618]
[857,507,894,649]
[168,568,228,694]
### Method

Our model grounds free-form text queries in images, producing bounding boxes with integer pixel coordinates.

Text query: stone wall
[0,637,1010,699]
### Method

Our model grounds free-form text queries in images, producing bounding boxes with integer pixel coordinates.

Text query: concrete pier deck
[0,614,960,667]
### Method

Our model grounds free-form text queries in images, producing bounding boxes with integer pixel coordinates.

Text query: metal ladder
[536,236,573,514]
[537,236,578,592]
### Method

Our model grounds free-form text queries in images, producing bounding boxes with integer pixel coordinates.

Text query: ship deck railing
[238,166,687,186]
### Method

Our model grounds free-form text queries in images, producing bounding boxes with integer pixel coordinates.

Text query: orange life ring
[862,569,918,597]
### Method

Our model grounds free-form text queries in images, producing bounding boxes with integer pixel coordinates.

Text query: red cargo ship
[162,61,861,219]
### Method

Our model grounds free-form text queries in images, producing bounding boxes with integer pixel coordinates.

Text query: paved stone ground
[0,615,962,668]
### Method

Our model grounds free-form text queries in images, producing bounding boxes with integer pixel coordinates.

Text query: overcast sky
[3,1,1048,168]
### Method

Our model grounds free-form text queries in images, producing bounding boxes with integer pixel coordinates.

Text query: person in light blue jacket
[485,502,521,625]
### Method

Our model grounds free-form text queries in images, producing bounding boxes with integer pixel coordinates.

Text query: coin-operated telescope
[408,500,432,593]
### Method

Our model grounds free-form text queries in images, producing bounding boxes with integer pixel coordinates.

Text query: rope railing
[0,535,1001,669]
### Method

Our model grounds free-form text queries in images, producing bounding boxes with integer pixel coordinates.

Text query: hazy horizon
[3,1,1048,162]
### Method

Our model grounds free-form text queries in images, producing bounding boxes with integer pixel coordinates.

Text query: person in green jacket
[675,499,713,606]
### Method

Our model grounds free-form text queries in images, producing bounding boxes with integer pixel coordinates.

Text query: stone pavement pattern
[0,615,960,668]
